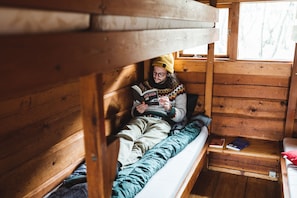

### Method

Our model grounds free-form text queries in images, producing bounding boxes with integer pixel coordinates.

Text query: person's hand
[159,96,171,111]
[136,102,148,114]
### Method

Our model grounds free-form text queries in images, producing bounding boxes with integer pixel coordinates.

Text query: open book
[131,85,159,105]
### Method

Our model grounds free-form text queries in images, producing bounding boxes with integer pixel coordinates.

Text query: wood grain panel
[0,81,80,135]
[102,0,218,21]
[211,115,284,141]
[214,73,289,87]
[189,170,219,197]
[184,83,205,95]
[103,64,138,94]
[0,28,218,99]
[208,152,279,175]
[80,73,107,198]
[0,132,85,198]
[285,43,297,137]
[80,73,119,198]
[190,170,281,198]
[245,176,281,198]
[212,97,287,119]
[0,107,82,174]
[175,59,207,73]
[104,87,133,116]
[0,0,218,20]
[215,61,291,77]
[177,72,206,84]
[213,84,288,100]
[213,172,246,197]
[0,0,102,13]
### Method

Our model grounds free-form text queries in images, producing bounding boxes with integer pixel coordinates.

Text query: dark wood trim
[0,29,218,100]
[228,2,239,60]
[205,43,215,118]
[285,43,297,137]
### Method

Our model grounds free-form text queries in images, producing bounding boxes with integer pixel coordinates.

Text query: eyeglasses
[153,72,167,78]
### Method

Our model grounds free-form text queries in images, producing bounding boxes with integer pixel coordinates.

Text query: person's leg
[117,117,147,166]
[124,118,171,166]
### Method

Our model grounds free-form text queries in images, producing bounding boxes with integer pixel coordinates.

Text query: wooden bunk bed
[0,0,218,197]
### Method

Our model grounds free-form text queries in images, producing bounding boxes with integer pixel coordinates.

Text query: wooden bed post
[285,43,297,137]
[80,73,119,198]
[205,0,217,120]
[205,43,214,119]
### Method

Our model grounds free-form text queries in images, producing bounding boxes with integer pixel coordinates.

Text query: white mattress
[135,126,208,198]
[283,137,297,198]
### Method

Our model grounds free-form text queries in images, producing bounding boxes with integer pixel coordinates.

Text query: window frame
[178,1,296,62]
[178,3,232,60]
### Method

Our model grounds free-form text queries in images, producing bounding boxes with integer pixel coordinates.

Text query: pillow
[281,150,297,165]
[186,94,198,119]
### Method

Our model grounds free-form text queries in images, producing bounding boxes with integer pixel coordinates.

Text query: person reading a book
[116,53,187,172]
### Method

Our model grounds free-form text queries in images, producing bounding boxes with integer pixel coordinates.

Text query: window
[238,2,297,61]
[182,8,229,57]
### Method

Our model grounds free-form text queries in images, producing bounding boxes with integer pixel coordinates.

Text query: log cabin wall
[211,61,292,141]
[181,0,297,140]
[175,59,292,141]
[199,0,297,140]
[0,5,90,197]
[0,61,139,198]
[0,79,85,198]
[0,4,141,198]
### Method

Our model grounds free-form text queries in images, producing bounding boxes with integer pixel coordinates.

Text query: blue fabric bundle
[112,115,208,198]
[47,114,211,198]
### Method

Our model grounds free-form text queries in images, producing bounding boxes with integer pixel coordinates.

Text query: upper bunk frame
[0,0,218,100]
[0,1,218,197]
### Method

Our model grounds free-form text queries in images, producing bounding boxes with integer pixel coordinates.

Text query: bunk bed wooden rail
[0,28,218,100]
[0,0,218,197]
[0,0,218,100]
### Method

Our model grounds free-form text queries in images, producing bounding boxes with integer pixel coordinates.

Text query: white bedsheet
[283,137,297,198]
[135,126,208,198]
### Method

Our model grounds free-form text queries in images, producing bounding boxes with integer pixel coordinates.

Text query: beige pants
[117,116,171,167]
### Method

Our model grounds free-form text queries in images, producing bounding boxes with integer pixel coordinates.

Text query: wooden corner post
[80,73,119,198]
[205,0,217,119]
[285,43,297,137]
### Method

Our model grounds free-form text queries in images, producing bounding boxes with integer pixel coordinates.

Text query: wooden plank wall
[0,63,138,197]
[176,59,292,141]
[175,59,207,114]
[212,61,291,141]
[0,80,85,197]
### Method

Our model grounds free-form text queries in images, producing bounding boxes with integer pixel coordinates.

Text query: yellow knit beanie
[152,53,174,73]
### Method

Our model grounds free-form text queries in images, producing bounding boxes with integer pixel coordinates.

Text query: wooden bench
[207,136,280,181]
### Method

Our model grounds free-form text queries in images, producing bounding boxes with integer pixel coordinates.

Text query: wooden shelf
[207,137,281,181]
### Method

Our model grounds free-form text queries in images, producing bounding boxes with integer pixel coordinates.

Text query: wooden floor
[189,170,282,198]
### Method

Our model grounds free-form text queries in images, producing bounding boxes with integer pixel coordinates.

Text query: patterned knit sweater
[131,79,187,123]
